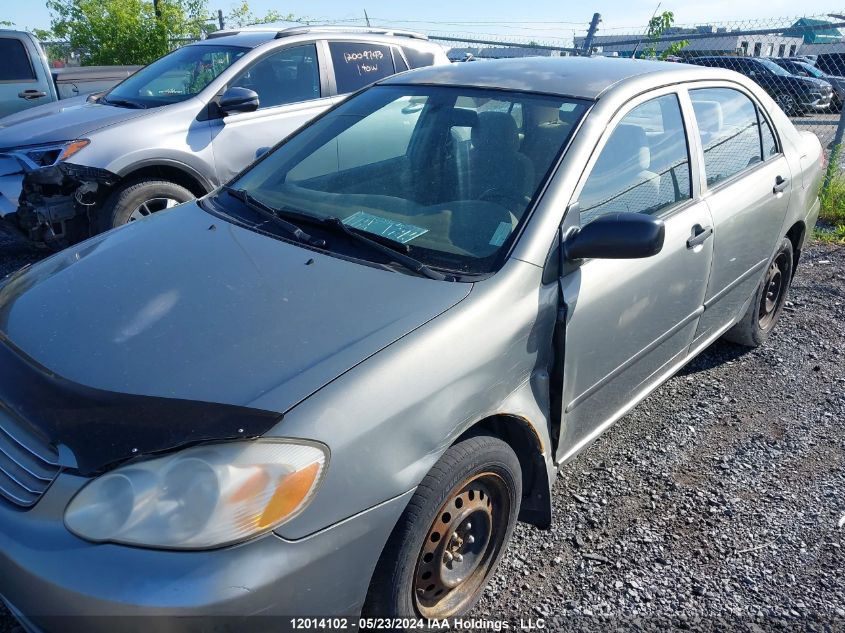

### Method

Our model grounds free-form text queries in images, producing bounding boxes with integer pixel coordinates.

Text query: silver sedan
[0,56,822,628]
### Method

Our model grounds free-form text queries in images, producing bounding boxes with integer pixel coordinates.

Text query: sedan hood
[0,202,471,413]
[0,96,150,148]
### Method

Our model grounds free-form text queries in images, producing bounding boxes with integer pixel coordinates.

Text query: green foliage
[45,0,292,66]
[643,10,689,60]
[817,145,845,243]
[0,20,14,28]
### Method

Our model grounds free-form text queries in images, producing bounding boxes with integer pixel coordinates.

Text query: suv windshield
[757,58,791,77]
[104,44,248,108]
[220,85,589,275]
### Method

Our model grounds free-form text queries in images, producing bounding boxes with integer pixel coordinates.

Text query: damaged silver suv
[0,26,447,245]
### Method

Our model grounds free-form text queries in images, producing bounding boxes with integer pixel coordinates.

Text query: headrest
[450,107,478,128]
[692,100,723,134]
[471,111,520,153]
[603,123,650,171]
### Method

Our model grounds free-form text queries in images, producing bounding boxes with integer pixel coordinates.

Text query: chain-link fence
[424,14,845,166]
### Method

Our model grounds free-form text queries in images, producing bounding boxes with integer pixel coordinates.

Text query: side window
[329,42,395,94]
[578,94,691,225]
[759,110,778,159]
[230,44,320,110]
[0,38,36,81]
[690,88,763,186]
[392,47,409,72]
[401,46,437,69]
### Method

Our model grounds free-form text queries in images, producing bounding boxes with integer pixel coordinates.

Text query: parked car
[0,56,822,628]
[812,52,845,77]
[770,57,845,111]
[0,26,448,244]
[0,30,138,118]
[687,55,833,116]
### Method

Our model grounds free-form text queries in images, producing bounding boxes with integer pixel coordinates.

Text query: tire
[99,179,194,232]
[723,237,793,348]
[774,92,799,117]
[364,435,522,621]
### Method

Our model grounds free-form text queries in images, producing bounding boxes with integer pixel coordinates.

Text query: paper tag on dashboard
[489,221,512,246]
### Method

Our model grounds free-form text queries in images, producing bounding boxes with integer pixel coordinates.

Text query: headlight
[65,439,328,549]
[14,139,89,167]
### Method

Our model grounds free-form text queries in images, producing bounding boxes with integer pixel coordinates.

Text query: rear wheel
[364,435,521,621]
[723,237,793,348]
[99,179,194,232]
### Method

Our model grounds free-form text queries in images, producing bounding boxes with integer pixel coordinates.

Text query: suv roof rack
[275,25,429,40]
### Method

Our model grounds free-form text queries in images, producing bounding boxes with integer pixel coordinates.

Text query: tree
[643,10,689,60]
[45,0,293,66]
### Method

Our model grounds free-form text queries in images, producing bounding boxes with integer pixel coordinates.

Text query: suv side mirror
[219,87,259,116]
[564,213,665,260]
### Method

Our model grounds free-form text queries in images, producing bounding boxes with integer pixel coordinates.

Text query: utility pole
[153,0,161,18]
[218,9,224,30]
[582,12,601,57]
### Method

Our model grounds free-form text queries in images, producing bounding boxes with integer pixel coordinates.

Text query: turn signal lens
[58,139,90,161]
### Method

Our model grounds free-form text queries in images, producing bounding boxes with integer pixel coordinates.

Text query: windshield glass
[797,62,827,78]
[758,58,791,77]
[105,44,248,107]
[223,85,589,274]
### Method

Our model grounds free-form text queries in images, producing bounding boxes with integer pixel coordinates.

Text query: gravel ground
[1,224,843,631]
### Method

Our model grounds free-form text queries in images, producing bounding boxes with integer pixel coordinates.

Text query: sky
[4,0,845,43]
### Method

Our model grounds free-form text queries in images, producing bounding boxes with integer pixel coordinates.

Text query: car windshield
[758,58,791,76]
[796,62,827,78]
[104,44,248,108]
[221,85,590,275]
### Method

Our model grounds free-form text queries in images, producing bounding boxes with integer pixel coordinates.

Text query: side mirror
[564,213,665,260]
[218,87,259,116]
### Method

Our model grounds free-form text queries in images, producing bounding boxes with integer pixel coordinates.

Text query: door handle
[687,224,713,249]
[18,89,47,100]
[773,175,789,194]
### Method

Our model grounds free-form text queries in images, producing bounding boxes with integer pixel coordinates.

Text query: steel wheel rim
[777,94,795,114]
[128,197,180,222]
[413,472,510,618]
[758,253,787,329]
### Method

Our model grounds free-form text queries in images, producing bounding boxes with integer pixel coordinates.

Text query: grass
[816,145,845,244]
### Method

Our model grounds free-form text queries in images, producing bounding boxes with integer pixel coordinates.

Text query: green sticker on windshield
[342,211,429,244]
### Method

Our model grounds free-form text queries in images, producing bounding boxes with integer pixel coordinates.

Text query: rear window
[329,42,395,94]
[402,46,438,69]
[0,38,36,81]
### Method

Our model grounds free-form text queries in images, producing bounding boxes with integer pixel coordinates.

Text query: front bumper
[0,474,412,632]
[801,91,833,111]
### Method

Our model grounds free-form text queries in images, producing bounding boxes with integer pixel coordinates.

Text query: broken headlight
[14,139,90,168]
[64,439,328,549]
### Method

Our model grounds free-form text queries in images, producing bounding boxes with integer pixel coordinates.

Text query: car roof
[380,56,728,100]
[192,26,434,50]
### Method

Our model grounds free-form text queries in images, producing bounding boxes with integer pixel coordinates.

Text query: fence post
[582,13,601,56]
[218,9,225,30]
[823,113,845,191]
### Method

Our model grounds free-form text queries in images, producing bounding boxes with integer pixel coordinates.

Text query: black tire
[99,179,194,232]
[364,435,521,621]
[723,237,793,348]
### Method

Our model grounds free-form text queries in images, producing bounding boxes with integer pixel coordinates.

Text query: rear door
[210,42,332,182]
[556,89,715,462]
[687,85,791,348]
[0,34,54,118]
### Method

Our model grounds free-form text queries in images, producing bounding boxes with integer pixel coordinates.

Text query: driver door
[211,42,333,183]
[555,89,715,463]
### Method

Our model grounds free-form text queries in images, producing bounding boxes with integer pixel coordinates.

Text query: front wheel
[364,435,521,621]
[723,237,793,348]
[774,92,800,117]
[99,179,194,232]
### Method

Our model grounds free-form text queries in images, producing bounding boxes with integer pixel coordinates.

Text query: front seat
[467,111,534,202]
[579,123,660,223]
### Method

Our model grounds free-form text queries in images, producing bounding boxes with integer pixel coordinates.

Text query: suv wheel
[364,435,521,620]
[100,179,194,231]
[774,92,799,117]
[723,237,793,348]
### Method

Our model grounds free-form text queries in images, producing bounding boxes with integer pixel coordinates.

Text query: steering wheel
[477,187,529,210]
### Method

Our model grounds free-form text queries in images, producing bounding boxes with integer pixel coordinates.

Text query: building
[783,18,844,44]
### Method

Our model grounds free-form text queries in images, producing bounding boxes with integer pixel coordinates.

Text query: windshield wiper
[101,96,146,109]
[223,186,325,247]
[320,217,446,281]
